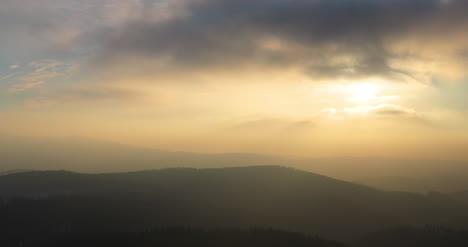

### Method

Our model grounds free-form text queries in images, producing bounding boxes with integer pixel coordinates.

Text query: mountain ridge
[2,135,468,192]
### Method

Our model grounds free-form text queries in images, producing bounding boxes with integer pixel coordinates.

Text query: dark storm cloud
[92,0,468,81]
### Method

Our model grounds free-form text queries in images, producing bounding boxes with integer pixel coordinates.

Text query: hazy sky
[1,0,468,159]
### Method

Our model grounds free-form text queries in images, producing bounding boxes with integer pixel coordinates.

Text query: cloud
[8,81,45,93]
[3,0,468,85]
[60,86,144,102]
[372,104,416,116]
[3,59,71,93]
[369,104,434,126]
[322,104,421,120]
[19,84,149,109]
[82,0,468,84]
[347,104,416,116]
[21,97,56,109]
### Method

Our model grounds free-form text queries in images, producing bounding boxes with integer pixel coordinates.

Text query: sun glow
[349,83,377,102]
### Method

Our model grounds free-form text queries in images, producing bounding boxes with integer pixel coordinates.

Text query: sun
[349,83,377,102]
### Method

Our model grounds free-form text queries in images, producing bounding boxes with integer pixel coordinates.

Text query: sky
[1,0,468,160]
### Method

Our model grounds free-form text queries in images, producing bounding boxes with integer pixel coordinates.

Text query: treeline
[2,196,468,246]
[3,224,468,247]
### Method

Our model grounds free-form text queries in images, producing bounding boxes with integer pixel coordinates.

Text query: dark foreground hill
[355,225,468,247]
[1,166,468,242]
[1,228,344,247]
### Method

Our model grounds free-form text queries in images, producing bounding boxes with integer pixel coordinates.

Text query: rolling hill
[1,166,468,242]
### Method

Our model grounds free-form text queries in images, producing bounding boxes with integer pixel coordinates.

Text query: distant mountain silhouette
[355,175,468,193]
[0,135,284,173]
[2,135,468,193]
[1,166,468,242]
